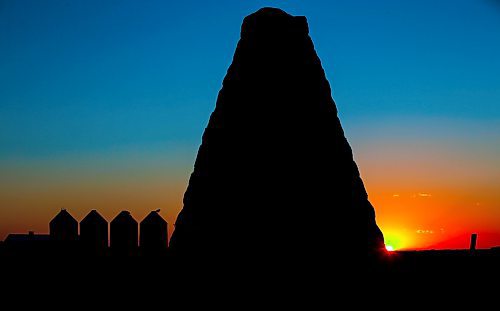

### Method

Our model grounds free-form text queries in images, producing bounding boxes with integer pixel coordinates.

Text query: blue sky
[1,0,499,159]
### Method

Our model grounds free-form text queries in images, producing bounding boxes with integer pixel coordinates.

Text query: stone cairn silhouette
[170,8,385,264]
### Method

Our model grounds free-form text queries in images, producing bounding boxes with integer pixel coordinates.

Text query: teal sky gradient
[1,0,499,159]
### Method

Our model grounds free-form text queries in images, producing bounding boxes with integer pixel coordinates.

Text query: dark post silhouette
[80,210,108,254]
[110,211,138,256]
[470,233,477,252]
[49,209,78,241]
[140,209,168,255]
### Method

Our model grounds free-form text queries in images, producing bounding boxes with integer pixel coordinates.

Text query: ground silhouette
[170,7,385,266]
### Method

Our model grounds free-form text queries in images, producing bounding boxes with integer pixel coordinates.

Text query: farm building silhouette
[1,209,169,257]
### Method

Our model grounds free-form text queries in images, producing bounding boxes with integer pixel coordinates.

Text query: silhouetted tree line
[0,209,168,257]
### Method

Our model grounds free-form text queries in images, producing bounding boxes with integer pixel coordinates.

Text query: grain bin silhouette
[110,211,138,256]
[49,209,78,241]
[80,210,108,254]
[140,209,168,255]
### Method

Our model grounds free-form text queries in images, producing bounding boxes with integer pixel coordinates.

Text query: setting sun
[385,245,395,252]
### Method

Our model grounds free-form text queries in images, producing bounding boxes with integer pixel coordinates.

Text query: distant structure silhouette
[3,231,51,256]
[49,209,78,241]
[80,210,108,254]
[1,209,173,257]
[470,233,478,252]
[6,231,50,243]
[170,7,385,263]
[140,210,168,255]
[110,211,138,256]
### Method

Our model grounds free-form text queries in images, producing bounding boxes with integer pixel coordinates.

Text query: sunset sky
[1,0,499,250]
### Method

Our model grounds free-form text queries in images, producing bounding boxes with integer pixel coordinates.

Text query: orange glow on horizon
[1,126,499,250]
[354,134,500,251]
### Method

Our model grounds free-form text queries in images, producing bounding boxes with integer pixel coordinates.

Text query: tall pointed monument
[170,8,385,263]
